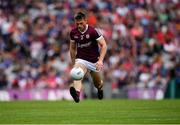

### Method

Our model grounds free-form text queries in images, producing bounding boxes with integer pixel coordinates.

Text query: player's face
[75,19,87,32]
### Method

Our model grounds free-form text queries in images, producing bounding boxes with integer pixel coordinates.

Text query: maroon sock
[76,91,80,97]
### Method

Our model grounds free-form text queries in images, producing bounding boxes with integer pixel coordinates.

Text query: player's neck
[79,24,88,34]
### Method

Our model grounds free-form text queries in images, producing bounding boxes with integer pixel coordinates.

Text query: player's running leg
[70,63,87,103]
[90,71,103,99]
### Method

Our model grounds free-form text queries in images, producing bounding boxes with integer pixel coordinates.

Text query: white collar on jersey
[79,24,88,34]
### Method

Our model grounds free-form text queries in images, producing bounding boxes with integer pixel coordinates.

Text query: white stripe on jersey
[95,28,104,41]
[95,28,103,36]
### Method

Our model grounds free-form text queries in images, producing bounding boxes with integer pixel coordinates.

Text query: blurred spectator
[0,70,8,89]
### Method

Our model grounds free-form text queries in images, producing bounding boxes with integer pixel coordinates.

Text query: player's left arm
[96,36,107,71]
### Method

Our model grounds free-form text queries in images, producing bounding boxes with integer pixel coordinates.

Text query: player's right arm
[70,40,76,65]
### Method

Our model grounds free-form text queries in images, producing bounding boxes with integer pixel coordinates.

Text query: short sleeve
[94,28,103,40]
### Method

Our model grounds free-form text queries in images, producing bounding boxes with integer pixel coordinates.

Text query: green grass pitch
[0,99,180,124]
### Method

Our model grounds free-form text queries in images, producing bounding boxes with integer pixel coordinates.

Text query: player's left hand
[95,60,103,71]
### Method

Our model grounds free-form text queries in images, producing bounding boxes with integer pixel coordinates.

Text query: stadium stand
[0,0,179,100]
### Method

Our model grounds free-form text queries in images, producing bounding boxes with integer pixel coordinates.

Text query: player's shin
[73,80,82,92]
[95,80,104,100]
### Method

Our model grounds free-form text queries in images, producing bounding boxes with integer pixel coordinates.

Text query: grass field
[0,99,180,124]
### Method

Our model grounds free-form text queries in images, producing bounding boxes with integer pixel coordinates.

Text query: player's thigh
[90,71,102,84]
[74,62,88,75]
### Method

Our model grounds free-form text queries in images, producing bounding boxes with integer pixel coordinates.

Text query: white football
[70,67,84,80]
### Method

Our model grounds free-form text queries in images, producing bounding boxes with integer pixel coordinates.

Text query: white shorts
[75,58,99,72]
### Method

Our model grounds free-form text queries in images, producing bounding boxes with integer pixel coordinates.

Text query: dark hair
[74,12,86,21]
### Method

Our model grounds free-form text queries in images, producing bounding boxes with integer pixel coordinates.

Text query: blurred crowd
[0,0,180,93]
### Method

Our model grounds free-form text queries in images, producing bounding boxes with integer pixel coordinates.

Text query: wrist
[98,58,103,62]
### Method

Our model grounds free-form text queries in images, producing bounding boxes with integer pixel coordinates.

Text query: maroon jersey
[70,25,102,63]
